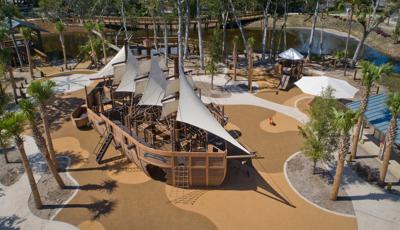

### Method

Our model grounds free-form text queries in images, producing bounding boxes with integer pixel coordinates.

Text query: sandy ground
[16,67,356,229]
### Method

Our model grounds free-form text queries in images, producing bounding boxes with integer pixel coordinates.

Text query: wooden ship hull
[73,47,251,188]
[83,81,227,187]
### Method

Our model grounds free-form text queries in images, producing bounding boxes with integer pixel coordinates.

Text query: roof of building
[347,93,400,145]
[6,18,48,32]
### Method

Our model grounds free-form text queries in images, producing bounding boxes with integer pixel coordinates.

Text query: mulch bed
[286,153,355,216]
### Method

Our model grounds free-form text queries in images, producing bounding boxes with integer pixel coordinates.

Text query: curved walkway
[0,136,78,230]
[193,74,309,124]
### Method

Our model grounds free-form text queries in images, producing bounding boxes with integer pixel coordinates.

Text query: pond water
[41,28,400,73]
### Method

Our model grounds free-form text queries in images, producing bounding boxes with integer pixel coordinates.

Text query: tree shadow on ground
[46,96,85,132]
[0,215,26,230]
[57,150,87,170]
[66,156,130,174]
[65,179,118,194]
[42,197,117,220]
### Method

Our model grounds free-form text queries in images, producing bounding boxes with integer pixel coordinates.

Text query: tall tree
[84,22,98,69]
[0,47,18,103]
[247,37,255,92]
[19,99,65,188]
[307,0,320,61]
[196,0,204,69]
[184,0,190,59]
[228,0,249,52]
[379,92,400,185]
[95,23,108,65]
[177,0,185,75]
[261,0,272,64]
[0,120,11,163]
[330,109,358,201]
[20,27,34,80]
[232,35,239,81]
[269,1,277,62]
[351,0,399,64]
[350,62,393,159]
[27,80,59,169]
[1,112,43,208]
[55,21,68,70]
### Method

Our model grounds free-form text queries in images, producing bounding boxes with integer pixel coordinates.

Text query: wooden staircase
[94,132,113,164]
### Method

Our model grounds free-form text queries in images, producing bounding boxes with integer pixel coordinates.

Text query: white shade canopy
[278,48,304,60]
[176,75,249,153]
[138,56,167,106]
[115,51,140,93]
[295,76,359,99]
[92,46,130,79]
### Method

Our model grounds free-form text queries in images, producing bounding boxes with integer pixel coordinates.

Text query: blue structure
[347,93,400,145]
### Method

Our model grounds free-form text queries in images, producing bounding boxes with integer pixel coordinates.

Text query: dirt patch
[286,153,355,216]
[0,148,24,186]
[28,157,76,220]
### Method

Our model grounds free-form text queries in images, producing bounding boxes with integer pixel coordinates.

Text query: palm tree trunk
[7,67,18,104]
[283,0,288,51]
[184,0,190,59]
[24,41,34,80]
[196,0,204,69]
[262,0,272,64]
[307,1,319,61]
[39,104,58,170]
[152,15,159,52]
[350,89,370,159]
[16,137,42,209]
[330,132,349,201]
[31,121,64,188]
[59,33,68,70]
[344,8,353,76]
[177,0,184,75]
[1,146,10,163]
[379,116,397,185]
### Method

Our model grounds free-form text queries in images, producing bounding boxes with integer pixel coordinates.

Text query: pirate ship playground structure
[74,45,253,188]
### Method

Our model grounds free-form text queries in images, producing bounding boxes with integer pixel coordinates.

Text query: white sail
[138,56,168,106]
[176,75,249,153]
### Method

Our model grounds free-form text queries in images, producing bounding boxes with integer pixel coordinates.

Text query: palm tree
[350,62,393,159]
[331,108,358,201]
[0,122,11,163]
[55,21,68,70]
[379,92,400,185]
[1,112,42,208]
[205,57,218,89]
[27,80,58,169]
[95,23,108,64]
[0,47,18,103]
[20,27,34,79]
[19,99,65,188]
[83,22,98,69]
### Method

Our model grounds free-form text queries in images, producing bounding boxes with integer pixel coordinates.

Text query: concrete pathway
[193,74,309,124]
[324,155,400,230]
[0,136,78,230]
